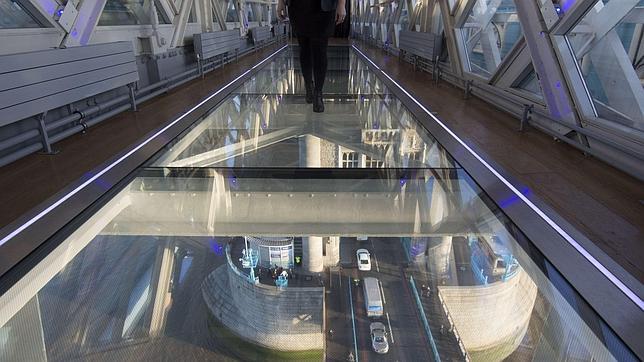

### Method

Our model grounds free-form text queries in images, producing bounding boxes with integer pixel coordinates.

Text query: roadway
[326,237,434,361]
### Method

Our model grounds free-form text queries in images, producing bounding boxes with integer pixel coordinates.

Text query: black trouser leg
[311,37,329,92]
[297,36,313,86]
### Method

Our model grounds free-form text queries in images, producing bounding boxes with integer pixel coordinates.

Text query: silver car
[369,322,389,354]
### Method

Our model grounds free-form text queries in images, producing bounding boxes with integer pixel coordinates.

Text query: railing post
[520,104,534,132]
[464,79,473,99]
[128,83,138,111]
[37,111,58,154]
[197,53,203,78]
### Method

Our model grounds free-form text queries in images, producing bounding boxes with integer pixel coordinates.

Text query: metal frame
[0,0,278,56]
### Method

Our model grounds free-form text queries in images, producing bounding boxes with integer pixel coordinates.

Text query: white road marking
[386,312,395,344]
[348,276,359,362]
[370,239,380,272]
[379,280,387,305]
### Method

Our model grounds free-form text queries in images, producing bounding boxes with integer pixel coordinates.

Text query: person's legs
[311,36,329,112]
[311,37,329,92]
[297,35,314,103]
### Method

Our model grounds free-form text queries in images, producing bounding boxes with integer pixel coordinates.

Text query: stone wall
[438,267,538,359]
[201,247,325,351]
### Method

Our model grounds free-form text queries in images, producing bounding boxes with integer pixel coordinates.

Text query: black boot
[305,82,313,104]
[313,90,324,113]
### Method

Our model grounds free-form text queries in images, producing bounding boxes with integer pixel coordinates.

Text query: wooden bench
[399,30,442,77]
[0,41,139,153]
[193,30,241,77]
[249,26,272,48]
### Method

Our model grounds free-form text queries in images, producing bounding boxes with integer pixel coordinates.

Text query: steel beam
[514,0,581,129]
[195,0,215,32]
[170,0,194,47]
[60,0,108,47]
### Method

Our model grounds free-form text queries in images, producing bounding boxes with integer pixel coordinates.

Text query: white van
[363,277,383,317]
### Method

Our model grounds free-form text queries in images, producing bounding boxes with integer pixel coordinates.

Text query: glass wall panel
[190,3,197,22]
[514,66,543,97]
[0,0,42,29]
[566,0,644,129]
[245,2,255,22]
[461,0,523,78]
[226,0,239,24]
[99,0,171,26]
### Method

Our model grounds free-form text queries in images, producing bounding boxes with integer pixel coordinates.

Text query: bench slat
[0,63,138,110]
[0,41,139,126]
[194,30,240,61]
[0,42,134,74]
[0,52,135,92]
[250,26,272,44]
[0,72,138,126]
[399,30,441,61]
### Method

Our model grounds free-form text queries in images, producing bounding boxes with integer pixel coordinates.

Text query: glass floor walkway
[0,46,640,362]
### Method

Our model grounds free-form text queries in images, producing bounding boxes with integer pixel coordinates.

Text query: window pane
[567,0,644,129]
[461,0,523,78]
[226,0,239,23]
[0,0,42,29]
[99,0,170,26]
[189,3,196,22]
[246,3,255,22]
[514,66,543,97]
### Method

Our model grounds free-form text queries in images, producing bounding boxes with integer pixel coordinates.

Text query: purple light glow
[209,238,224,256]
[560,0,576,12]
[40,0,57,15]
[499,187,531,209]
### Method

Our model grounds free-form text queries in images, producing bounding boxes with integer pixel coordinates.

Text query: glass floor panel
[0,46,636,362]
[151,93,454,168]
[152,48,447,169]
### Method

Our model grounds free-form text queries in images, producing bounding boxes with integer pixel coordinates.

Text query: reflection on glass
[567,0,644,129]
[99,0,171,26]
[461,0,523,78]
[0,169,635,361]
[0,46,636,362]
[0,0,42,29]
[152,48,453,169]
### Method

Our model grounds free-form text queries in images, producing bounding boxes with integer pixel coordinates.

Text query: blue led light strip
[0,45,288,249]
[351,45,643,310]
